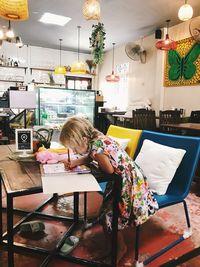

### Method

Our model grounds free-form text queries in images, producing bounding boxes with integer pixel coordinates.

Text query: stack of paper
[40,163,101,194]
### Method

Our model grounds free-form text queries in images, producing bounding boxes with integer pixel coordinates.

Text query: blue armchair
[133,130,200,267]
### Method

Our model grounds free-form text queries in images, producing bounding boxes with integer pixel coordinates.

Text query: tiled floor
[1,183,200,267]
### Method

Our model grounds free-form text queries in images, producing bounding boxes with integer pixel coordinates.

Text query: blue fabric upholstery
[134,130,200,205]
[133,130,200,265]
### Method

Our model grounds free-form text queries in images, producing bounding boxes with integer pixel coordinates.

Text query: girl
[59,115,158,261]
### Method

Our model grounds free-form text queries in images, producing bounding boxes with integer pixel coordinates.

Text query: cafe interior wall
[98,33,164,113]
[163,20,200,116]
[0,42,92,94]
[98,19,200,116]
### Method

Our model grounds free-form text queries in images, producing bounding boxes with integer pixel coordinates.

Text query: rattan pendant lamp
[71,26,86,74]
[0,0,29,21]
[105,43,120,82]
[83,0,100,20]
[55,39,66,75]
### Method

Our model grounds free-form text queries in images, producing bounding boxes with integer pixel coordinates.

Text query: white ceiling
[0,0,200,53]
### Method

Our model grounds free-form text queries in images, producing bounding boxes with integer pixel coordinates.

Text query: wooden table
[160,123,200,132]
[0,145,121,267]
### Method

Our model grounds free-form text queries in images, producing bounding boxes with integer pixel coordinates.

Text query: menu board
[15,129,33,152]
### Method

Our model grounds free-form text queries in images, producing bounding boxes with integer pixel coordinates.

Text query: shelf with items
[30,67,95,76]
[33,81,65,87]
[30,67,65,87]
[0,79,24,83]
[0,65,28,74]
[30,67,55,75]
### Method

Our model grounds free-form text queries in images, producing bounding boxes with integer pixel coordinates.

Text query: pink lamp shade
[105,70,120,82]
[155,20,177,51]
[105,43,120,83]
[156,34,177,51]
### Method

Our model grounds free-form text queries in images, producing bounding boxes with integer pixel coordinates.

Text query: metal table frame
[0,163,121,267]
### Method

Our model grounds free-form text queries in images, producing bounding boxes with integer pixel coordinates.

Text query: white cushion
[135,139,186,195]
[109,136,130,150]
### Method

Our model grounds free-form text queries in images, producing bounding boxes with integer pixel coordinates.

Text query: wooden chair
[189,110,200,123]
[159,110,181,133]
[131,109,157,131]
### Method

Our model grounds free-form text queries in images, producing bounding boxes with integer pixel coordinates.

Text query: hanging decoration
[178,0,193,21]
[156,20,177,51]
[83,0,100,21]
[55,39,66,75]
[89,22,106,64]
[71,26,86,74]
[0,20,23,47]
[164,37,200,87]
[105,43,120,82]
[0,0,29,21]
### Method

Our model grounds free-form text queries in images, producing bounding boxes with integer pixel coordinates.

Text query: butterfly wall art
[164,37,200,87]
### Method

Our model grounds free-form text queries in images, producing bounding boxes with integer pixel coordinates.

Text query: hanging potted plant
[89,22,106,64]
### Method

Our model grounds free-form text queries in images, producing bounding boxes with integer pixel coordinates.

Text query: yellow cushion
[106,125,142,158]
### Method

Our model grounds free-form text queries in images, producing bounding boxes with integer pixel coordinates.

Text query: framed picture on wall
[164,37,200,87]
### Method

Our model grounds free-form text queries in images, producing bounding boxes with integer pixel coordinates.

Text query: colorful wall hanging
[164,37,200,87]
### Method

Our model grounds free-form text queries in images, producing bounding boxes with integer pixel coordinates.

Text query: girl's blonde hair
[60,116,101,147]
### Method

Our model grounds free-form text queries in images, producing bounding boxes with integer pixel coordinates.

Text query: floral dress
[90,135,158,232]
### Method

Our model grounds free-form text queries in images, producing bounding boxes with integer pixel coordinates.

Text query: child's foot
[82,229,127,263]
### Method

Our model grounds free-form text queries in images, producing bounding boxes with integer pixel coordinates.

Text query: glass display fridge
[35,87,96,127]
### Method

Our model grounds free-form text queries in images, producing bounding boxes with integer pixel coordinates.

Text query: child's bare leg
[103,223,127,263]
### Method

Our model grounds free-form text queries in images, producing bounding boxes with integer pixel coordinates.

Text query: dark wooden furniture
[0,113,10,144]
[159,110,181,133]
[131,109,156,130]
[189,111,200,123]
[160,123,200,132]
[159,122,200,181]
[97,111,126,134]
[0,145,121,267]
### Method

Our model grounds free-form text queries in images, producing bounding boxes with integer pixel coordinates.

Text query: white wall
[98,19,200,116]
[0,42,94,94]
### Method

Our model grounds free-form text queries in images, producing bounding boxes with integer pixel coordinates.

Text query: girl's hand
[61,159,78,169]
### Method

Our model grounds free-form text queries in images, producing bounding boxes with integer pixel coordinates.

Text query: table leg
[74,192,79,223]
[111,174,121,267]
[7,194,14,267]
[0,179,2,244]
[84,192,87,222]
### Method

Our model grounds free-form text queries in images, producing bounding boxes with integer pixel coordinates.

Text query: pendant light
[71,26,86,74]
[6,20,15,39]
[0,0,29,21]
[155,20,177,51]
[83,0,100,21]
[178,0,193,21]
[55,39,66,75]
[105,43,120,82]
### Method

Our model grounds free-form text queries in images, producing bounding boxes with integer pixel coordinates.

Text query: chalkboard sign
[15,129,33,154]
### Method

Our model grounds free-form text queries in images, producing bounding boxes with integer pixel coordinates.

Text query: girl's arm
[94,153,114,174]
[61,154,91,169]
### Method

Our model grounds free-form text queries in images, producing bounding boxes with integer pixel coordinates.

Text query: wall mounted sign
[164,37,200,87]
[15,128,33,157]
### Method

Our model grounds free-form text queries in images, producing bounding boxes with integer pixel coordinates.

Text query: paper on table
[41,173,102,194]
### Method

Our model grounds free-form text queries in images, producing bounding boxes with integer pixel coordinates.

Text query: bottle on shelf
[0,55,4,66]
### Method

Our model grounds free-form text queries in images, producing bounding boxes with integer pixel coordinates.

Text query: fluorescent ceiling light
[39,12,71,26]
